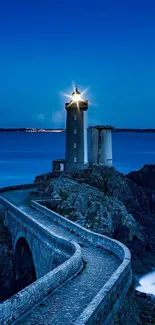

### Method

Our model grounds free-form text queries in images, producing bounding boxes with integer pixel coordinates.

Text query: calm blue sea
[0,131,155,188]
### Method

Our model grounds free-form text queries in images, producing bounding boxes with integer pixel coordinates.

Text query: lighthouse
[65,88,88,171]
[52,85,114,174]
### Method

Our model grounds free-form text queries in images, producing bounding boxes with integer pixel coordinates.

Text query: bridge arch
[13,237,36,292]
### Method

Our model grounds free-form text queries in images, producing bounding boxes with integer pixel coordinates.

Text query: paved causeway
[2,188,120,325]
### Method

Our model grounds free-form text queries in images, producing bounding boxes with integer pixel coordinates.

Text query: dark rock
[34,172,55,183]
[127,165,155,190]
[135,290,155,324]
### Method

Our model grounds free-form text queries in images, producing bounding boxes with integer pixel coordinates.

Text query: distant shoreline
[113,128,155,132]
[0,128,155,133]
[0,128,65,133]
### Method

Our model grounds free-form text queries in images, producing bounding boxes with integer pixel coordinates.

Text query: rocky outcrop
[33,165,155,274]
[127,165,155,190]
[135,291,155,325]
[35,172,57,183]
[34,176,141,239]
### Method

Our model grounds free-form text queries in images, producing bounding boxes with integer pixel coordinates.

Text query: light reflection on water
[136,271,155,295]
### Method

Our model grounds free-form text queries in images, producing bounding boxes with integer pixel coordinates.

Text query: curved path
[1,188,122,325]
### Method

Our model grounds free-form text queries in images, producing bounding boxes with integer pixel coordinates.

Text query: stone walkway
[2,189,120,325]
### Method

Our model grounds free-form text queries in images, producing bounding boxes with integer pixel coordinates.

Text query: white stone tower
[88,126,113,167]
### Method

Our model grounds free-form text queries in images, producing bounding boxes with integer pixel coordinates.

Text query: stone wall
[0,197,82,325]
[32,200,132,325]
[0,183,41,194]
[0,198,77,275]
[0,214,14,302]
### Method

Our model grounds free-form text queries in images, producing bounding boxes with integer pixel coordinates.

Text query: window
[74,143,77,148]
[60,163,64,171]
[74,115,77,120]
[74,157,77,162]
[74,129,77,134]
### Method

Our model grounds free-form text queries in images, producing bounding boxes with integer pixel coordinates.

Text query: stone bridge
[0,184,132,325]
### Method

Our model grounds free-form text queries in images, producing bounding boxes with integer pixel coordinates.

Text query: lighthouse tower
[65,88,88,171]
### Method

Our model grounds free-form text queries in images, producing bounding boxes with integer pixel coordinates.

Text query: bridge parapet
[0,197,82,325]
[0,184,132,325]
[32,200,132,325]
[0,197,76,259]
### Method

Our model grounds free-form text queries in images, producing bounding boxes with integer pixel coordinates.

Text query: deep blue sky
[0,0,155,128]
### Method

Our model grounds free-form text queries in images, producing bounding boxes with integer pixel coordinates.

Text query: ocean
[0,131,155,188]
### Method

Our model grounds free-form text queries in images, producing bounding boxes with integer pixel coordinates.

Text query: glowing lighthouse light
[72,88,82,102]
[61,85,89,109]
